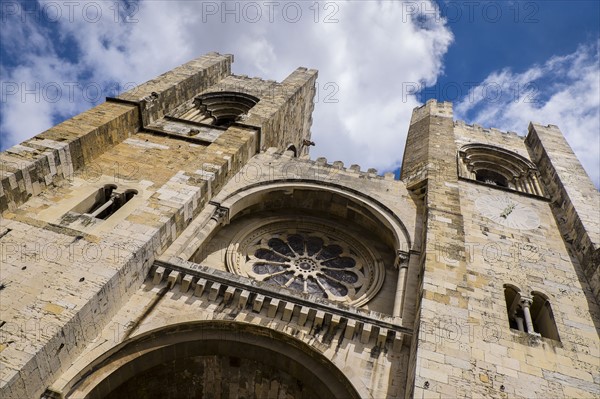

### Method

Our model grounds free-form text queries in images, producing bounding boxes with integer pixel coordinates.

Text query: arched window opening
[124,189,137,202]
[90,188,138,220]
[531,292,560,341]
[458,144,544,196]
[504,285,560,341]
[476,169,508,187]
[175,92,259,129]
[504,285,526,332]
[86,184,117,215]
[286,145,298,157]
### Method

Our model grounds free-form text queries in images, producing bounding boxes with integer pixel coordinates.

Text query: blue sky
[1,0,599,186]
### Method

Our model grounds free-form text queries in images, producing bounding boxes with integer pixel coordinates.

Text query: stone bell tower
[402,99,599,398]
[1,53,415,399]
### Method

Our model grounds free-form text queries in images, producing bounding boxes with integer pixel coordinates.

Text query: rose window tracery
[226,219,384,306]
[248,233,363,299]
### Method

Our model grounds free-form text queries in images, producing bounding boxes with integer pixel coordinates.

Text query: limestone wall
[406,100,600,398]
[526,123,600,303]
[2,53,597,399]
[117,52,233,126]
[0,53,318,398]
[0,123,259,398]
[0,102,139,213]
[453,121,531,159]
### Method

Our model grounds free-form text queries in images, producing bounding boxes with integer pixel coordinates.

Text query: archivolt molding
[59,321,364,399]
[458,143,545,196]
[215,180,412,252]
[173,91,259,127]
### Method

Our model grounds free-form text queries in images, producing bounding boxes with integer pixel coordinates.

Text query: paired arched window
[503,284,560,341]
[458,144,544,196]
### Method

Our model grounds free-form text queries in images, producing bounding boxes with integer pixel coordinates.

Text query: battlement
[410,98,453,124]
[210,67,318,102]
[263,147,398,181]
[411,99,526,140]
[453,119,523,139]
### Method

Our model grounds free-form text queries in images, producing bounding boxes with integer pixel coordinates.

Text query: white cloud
[455,42,600,187]
[1,0,452,176]
[2,1,597,190]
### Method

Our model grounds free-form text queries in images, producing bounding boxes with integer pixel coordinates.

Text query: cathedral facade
[0,53,598,398]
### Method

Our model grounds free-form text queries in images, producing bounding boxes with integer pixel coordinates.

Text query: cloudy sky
[1,0,599,186]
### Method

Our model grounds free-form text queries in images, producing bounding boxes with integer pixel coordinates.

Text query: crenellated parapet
[263,147,398,181]
[454,119,522,138]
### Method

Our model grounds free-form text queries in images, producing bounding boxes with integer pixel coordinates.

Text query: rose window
[226,219,384,306]
[248,233,364,300]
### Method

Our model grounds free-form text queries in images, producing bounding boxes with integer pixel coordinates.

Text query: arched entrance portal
[65,321,361,399]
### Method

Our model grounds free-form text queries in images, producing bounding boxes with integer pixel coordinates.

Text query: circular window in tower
[226,218,384,306]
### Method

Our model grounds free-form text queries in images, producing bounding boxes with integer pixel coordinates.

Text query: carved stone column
[393,251,410,318]
[515,316,525,332]
[531,171,544,196]
[177,205,230,261]
[520,297,534,333]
